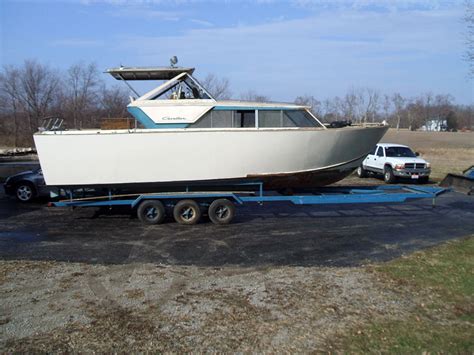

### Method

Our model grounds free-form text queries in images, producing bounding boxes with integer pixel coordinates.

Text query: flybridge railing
[39,117,64,132]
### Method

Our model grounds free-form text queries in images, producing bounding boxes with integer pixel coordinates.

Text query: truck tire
[137,200,166,225]
[384,166,396,184]
[173,199,201,225]
[208,199,235,224]
[357,165,368,178]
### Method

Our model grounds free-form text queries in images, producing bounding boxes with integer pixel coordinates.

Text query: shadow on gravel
[0,192,473,268]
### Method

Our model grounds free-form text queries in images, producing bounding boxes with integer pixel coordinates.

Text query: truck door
[364,146,377,169]
[373,146,385,172]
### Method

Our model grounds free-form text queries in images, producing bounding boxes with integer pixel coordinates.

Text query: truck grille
[405,163,425,169]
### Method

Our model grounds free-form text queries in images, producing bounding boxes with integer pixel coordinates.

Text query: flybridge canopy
[106,66,195,81]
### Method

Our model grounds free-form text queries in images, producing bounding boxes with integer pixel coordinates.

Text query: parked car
[357,143,431,183]
[3,169,49,202]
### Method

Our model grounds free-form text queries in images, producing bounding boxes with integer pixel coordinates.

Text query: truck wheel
[15,182,36,202]
[384,166,396,184]
[208,199,235,225]
[137,200,165,225]
[357,165,368,178]
[173,199,201,225]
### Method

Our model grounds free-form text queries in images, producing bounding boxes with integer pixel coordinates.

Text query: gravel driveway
[1,189,473,351]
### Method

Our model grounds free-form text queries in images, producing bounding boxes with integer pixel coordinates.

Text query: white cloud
[190,18,214,27]
[112,5,468,102]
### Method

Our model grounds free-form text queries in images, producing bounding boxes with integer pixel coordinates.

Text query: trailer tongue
[50,184,447,225]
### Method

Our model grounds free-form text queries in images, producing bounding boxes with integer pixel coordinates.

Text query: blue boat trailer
[50,183,448,225]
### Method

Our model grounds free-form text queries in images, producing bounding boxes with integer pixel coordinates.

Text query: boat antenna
[170,56,178,68]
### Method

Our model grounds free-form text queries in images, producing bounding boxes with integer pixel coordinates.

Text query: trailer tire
[137,200,165,225]
[208,199,235,225]
[173,199,201,225]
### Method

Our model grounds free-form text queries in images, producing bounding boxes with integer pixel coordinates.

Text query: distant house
[420,119,447,132]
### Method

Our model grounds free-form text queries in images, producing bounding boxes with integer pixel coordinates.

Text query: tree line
[0,60,129,147]
[294,90,472,131]
[0,60,472,147]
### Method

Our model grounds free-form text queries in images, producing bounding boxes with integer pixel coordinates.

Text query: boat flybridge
[34,64,388,190]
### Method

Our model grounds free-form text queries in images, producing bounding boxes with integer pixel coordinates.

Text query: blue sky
[0,0,472,104]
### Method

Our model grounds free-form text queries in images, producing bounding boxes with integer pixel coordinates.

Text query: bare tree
[294,95,322,117]
[63,62,101,128]
[406,97,427,130]
[382,94,391,122]
[465,0,474,77]
[342,89,360,122]
[99,85,129,119]
[19,60,60,132]
[392,93,405,130]
[0,66,22,146]
[200,74,232,99]
[240,90,270,102]
[322,97,343,121]
[360,88,380,123]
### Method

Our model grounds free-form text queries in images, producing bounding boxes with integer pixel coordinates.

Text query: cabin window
[258,110,316,127]
[259,110,282,127]
[191,111,213,128]
[190,110,233,128]
[211,110,233,128]
[234,111,255,128]
[189,109,318,128]
[284,110,317,127]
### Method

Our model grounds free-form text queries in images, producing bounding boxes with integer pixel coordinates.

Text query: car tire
[15,182,36,202]
[173,199,201,225]
[384,166,396,184]
[137,200,166,225]
[356,165,368,178]
[208,199,235,225]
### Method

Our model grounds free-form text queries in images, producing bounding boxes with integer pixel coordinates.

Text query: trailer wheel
[173,199,201,225]
[137,200,165,225]
[208,199,235,225]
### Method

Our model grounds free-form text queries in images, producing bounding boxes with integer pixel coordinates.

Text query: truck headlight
[394,164,404,170]
[426,162,431,169]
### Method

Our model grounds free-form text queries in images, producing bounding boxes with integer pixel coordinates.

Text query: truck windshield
[385,147,416,158]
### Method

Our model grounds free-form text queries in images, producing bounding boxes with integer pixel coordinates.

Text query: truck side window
[376,147,384,157]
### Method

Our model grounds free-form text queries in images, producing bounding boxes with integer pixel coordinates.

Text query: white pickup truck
[357,143,431,183]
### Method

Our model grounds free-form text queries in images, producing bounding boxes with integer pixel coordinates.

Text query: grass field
[331,236,474,353]
[381,129,474,181]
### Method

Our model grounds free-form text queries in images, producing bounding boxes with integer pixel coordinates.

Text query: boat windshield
[385,147,417,158]
[149,75,213,100]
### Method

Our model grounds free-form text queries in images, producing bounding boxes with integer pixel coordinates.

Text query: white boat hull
[34,126,388,188]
